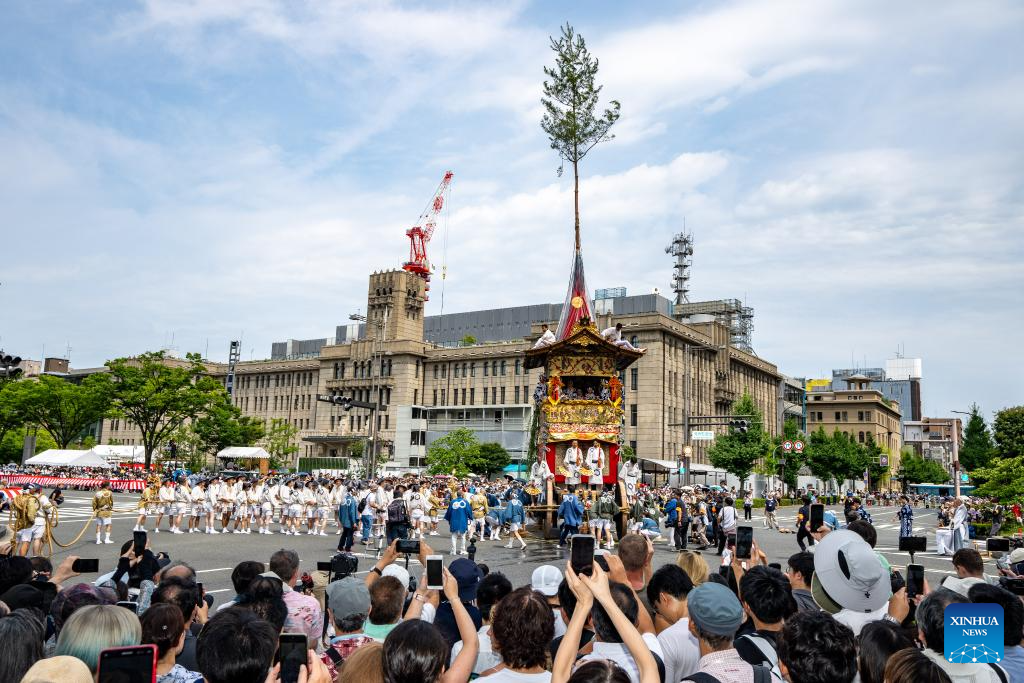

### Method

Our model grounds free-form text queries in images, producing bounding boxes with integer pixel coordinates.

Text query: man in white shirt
[532,323,556,349]
[619,459,641,501]
[585,441,605,495]
[951,497,970,552]
[563,440,583,487]
[716,497,738,555]
[649,565,700,683]
[579,582,664,683]
[529,452,553,504]
[601,323,645,352]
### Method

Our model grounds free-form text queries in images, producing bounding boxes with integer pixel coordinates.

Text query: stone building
[93,268,782,480]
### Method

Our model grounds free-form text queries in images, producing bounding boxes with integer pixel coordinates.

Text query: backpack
[686,665,772,683]
[387,498,409,524]
[357,497,367,513]
[735,633,784,682]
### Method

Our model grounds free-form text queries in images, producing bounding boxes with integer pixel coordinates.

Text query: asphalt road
[35,491,994,603]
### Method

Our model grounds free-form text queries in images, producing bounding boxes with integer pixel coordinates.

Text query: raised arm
[442,569,478,683]
[553,564,595,683]
[583,565,658,683]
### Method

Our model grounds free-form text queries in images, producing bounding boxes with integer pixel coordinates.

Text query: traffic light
[729,418,750,434]
[331,395,354,411]
[0,352,23,378]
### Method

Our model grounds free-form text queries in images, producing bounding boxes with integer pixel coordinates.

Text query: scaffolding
[673,299,755,353]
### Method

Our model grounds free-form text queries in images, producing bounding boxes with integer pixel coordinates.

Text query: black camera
[396,539,421,555]
[999,576,1024,596]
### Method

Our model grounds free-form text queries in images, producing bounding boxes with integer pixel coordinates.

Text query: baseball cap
[383,564,412,591]
[324,577,370,619]
[812,529,891,613]
[1008,547,1024,565]
[687,582,744,636]
[531,564,563,597]
[449,558,483,602]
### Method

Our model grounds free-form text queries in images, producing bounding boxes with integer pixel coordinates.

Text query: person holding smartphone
[716,497,737,556]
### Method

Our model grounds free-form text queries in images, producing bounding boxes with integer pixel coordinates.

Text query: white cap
[531,564,563,597]
[383,564,412,591]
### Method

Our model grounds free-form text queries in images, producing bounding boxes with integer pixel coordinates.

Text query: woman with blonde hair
[338,641,384,683]
[675,549,710,586]
[55,604,142,675]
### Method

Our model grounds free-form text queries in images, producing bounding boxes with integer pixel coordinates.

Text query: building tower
[665,231,694,305]
[367,269,426,342]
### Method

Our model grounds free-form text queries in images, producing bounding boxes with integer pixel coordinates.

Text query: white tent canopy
[217,447,271,460]
[25,449,115,468]
[89,445,145,462]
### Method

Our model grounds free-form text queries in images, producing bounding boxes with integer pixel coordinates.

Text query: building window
[864,410,872,421]
[500,360,506,376]
[484,362,489,377]
[515,359,520,375]
[842,411,848,422]
[858,431,865,443]
[630,440,637,455]
[467,388,472,405]
[835,411,841,421]
[441,364,447,378]
[384,414,389,429]
[630,368,638,391]
[470,363,476,377]
[630,335,639,348]
[514,386,520,403]
[415,359,420,378]
[330,415,335,430]
[630,404,638,427]
[433,389,438,405]
[857,411,864,421]
[492,361,498,376]
[441,389,447,405]
[455,364,461,378]
[500,387,505,404]
[333,363,340,379]
[413,389,418,405]
[433,365,439,379]
[453,390,459,406]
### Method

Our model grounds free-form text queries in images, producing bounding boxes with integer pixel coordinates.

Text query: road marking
[196,567,232,574]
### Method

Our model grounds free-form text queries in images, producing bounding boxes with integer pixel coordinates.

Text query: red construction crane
[403,170,453,300]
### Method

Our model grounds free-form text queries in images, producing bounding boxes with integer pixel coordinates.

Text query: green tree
[760,418,805,490]
[0,380,26,450]
[167,425,208,473]
[426,428,480,478]
[899,451,951,485]
[975,456,1024,501]
[959,403,995,471]
[106,351,225,469]
[0,425,57,464]
[461,335,477,345]
[993,406,1024,459]
[4,374,112,448]
[707,393,771,489]
[804,427,847,491]
[861,433,890,488]
[193,393,265,457]
[541,23,620,250]
[475,442,511,477]
[261,418,299,470]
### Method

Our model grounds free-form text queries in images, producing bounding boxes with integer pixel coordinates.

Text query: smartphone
[133,530,147,556]
[396,538,421,555]
[809,504,824,532]
[117,601,139,614]
[906,564,925,599]
[97,644,157,683]
[426,555,444,590]
[987,537,1011,552]
[899,536,927,553]
[735,526,753,560]
[72,558,100,573]
[277,633,307,683]
[196,582,204,606]
[571,534,595,576]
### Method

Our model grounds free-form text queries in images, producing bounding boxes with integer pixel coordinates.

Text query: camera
[999,576,1024,596]
[396,539,421,555]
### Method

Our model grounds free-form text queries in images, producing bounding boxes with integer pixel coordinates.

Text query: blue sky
[2,1,1022,420]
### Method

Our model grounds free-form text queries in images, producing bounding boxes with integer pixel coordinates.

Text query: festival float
[524,247,644,537]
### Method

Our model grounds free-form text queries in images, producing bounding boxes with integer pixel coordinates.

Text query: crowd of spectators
[1,516,1023,683]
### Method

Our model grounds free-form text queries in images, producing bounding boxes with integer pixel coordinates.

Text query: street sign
[794,440,804,452]
[691,430,715,441]
[783,440,793,451]
[880,455,888,467]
